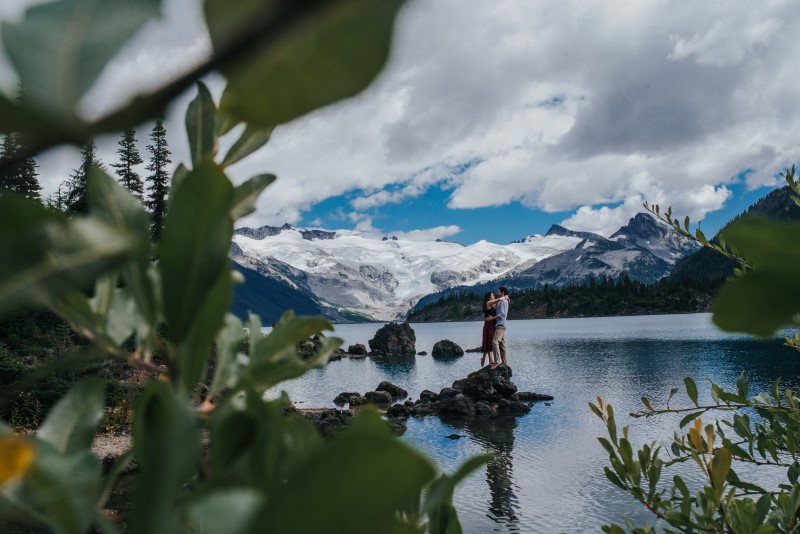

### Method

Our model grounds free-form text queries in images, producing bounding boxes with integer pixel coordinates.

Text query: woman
[481,291,497,367]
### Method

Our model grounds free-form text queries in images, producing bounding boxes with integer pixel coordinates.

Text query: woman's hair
[482,291,493,313]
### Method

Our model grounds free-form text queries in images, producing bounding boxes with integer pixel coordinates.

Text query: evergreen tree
[66,139,105,214]
[0,132,42,200]
[111,128,144,199]
[145,120,171,240]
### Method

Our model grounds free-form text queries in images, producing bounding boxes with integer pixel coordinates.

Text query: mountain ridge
[231,212,698,321]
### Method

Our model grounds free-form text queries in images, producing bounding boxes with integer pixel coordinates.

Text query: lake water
[270,314,800,533]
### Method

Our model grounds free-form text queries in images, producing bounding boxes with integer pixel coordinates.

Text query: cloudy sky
[2,0,799,244]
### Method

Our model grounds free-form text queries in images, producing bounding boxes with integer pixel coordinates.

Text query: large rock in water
[369,322,416,357]
[432,339,464,358]
[454,364,518,402]
[386,364,554,420]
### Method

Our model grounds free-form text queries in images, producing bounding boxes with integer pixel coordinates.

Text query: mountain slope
[668,186,800,282]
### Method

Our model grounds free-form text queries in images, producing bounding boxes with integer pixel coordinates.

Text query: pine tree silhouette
[145,120,171,241]
[0,132,42,201]
[111,128,144,199]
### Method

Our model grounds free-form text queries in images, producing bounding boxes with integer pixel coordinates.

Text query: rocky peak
[544,224,605,241]
[610,212,699,264]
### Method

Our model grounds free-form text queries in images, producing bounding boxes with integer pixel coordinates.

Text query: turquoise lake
[269,313,800,533]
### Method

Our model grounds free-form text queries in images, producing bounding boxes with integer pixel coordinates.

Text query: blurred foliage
[0,1,487,532]
[595,167,800,532]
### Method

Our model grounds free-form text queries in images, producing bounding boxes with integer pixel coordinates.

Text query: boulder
[376,381,408,399]
[386,403,410,419]
[364,390,393,404]
[333,392,361,405]
[349,395,367,406]
[464,346,482,353]
[419,389,438,402]
[438,387,460,400]
[368,322,416,357]
[456,365,517,402]
[438,394,475,415]
[348,343,368,355]
[432,339,464,358]
[417,351,428,356]
[411,402,435,417]
[302,408,353,436]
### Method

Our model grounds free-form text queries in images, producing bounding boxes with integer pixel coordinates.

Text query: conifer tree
[111,128,144,199]
[145,120,171,241]
[66,139,105,214]
[0,132,42,200]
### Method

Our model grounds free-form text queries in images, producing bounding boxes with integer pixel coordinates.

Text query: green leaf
[260,409,435,534]
[87,168,157,323]
[209,0,404,128]
[210,314,247,396]
[159,160,233,344]
[2,0,162,116]
[186,489,263,534]
[736,371,749,398]
[423,454,491,534]
[231,173,276,220]
[0,94,69,139]
[130,380,200,534]
[679,411,703,428]
[684,377,698,406]
[186,81,218,168]
[210,410,258,473]
[713,217,800,336]
[0,196,131,315]
[23,444,103,534]
[38,378,105,455]
[243,313,334,390]
[222,126,273,168]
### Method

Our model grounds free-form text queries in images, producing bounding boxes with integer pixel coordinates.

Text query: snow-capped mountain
[231,213,699,321]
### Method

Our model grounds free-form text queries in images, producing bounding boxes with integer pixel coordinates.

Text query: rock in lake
[348,343,367,355]
[368,322,416,357]
[333,392,361,405]
[375,380,408,399]
[432,339,464,358]
[385,364,554,421]
[364,390,393,404]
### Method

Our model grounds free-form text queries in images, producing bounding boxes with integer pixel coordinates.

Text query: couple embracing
[481,286,510,369]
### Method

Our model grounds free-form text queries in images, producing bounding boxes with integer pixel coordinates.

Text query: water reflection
[441,413,522,531]
[370,354,417,378]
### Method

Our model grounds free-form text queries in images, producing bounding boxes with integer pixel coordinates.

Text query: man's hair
[498,286,508,296]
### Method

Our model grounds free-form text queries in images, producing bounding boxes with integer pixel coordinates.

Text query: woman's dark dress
[481,306,496,354]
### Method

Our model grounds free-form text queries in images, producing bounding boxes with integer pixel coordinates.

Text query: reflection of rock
[432,339,464,358]
[439,413,521,526]
[368,322,416,357]
[376,381,408,399]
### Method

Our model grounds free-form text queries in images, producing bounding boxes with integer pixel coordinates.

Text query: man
[488,286,510,367]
